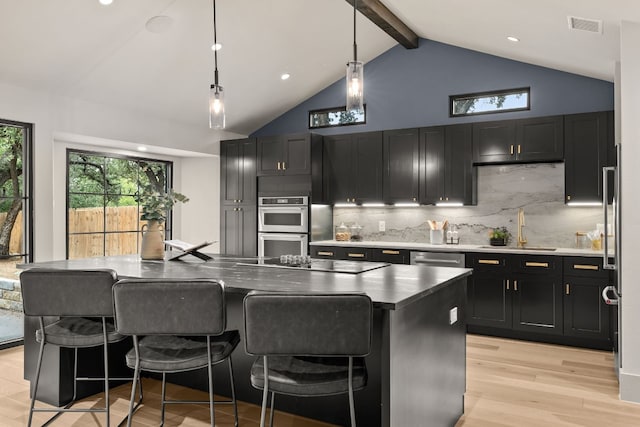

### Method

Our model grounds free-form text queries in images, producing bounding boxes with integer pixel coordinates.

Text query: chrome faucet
[517,208,527,248]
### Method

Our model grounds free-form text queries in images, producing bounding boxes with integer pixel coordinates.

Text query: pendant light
[209,0,225,129]
[346,0,364,114]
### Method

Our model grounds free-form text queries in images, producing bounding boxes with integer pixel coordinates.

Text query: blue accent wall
[251,39,613,137]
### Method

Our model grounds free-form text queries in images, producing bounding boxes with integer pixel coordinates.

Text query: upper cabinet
[473,115,563,164]
[257,133,312,176]
[564,111,613,204]
[420,124,475,205]
[220,138,256,205]
[383,128,420,204]
[323,132,383,204]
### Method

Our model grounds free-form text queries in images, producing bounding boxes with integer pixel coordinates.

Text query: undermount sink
[480,246,557,251]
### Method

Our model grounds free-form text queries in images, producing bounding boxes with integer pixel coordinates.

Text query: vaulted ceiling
[0,0,636,136]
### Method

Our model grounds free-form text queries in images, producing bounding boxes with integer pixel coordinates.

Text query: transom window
[66,150,173,259]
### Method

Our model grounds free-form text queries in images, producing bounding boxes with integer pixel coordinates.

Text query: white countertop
[310,240,610,257]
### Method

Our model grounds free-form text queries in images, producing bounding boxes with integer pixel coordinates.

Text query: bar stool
[112,278,240,427]
[243,291,373,427]
[20,268,142,427]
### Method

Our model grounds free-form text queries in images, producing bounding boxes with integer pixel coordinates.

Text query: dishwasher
[410,251,465,268]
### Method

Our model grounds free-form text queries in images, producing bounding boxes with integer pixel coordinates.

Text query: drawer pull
[514,280,518,291]
[566,284,570,295]
[525,261,549,268]
[348,253,366,258]
[478,259,500,265]
[317,251,334,256]
[506,279,510,290]
[574,264,599,271]
[382,250,400,255]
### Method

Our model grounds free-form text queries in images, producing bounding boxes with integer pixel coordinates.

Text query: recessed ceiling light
[99,0,113,5]
[211,43,222,51]
[281,73,291,80]
[145,16,173,34]
[137,146,148,152]
[507,36,520,42]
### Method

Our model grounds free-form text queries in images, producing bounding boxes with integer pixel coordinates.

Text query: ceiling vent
[567,16,603,34]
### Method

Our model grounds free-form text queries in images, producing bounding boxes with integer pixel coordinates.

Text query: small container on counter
[335,223,351,241]
[350,224,364,242]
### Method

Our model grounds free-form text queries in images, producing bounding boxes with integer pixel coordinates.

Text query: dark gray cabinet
[221,138,256,204]
[220,138,257,256]
[564,111,613,204]
[220,204,256,256]
[323,132,383,204]
[466,253,562,335]
[310,245,410,264]
[473,116,563,164]
[420,124,475,205]
[383,128,420,204]
[257,133,312,176]
[563,257,612,342]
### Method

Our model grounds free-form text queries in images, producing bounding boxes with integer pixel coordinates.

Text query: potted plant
[489,226,510,246]
[137,184,188,260]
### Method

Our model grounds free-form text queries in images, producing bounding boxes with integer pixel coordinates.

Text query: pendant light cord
[213,0,219,87]
[353,0,358,61]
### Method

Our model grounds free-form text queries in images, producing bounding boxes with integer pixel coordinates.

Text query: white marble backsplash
[332,163,608,248]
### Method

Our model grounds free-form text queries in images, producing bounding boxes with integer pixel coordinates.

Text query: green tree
[0,126,23,257]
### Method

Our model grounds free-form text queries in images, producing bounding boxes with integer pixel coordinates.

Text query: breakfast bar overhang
[20,254,471,426]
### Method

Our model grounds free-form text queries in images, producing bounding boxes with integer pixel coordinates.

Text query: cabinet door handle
[277,161,281,170]
[317,251,334,256]
[574,264,599,271]
[413,197,417,202]
[382,250,400,255]
[525,261,549,268]
[514,280,518,291]
[510,144,514,155]
[517,144,521,154]
[282,161,286,170]
[478,259,500,265]
[506,279,510,290]
[566,284,570,295]
[348,253,366,258]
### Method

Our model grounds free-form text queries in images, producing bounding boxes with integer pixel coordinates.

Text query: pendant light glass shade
[209,0,225,129]
[346,60,364,113]
[209,84,225,129]
[346,0,364,114]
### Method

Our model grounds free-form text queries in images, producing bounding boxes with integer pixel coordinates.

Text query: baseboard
[620,371,640,403]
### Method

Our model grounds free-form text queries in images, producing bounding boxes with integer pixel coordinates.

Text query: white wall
[619,20,640,403]
[0,81,238,262]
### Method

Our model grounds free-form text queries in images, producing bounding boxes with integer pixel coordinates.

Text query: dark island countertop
[19,253,472,310]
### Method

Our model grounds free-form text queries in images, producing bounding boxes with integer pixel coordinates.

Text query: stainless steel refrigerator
[602,144,622,377]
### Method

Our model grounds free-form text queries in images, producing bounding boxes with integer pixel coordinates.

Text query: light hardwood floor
[2,335,640,426]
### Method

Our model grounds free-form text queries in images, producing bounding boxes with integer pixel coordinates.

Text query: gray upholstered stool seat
[244,292,373,427]
[250,355,367,396]
[36,317,124,347]
[125,331,240,372]
[113,278,240,427]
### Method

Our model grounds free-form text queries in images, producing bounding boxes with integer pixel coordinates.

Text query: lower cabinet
[563,257,612,342]
[310,246,410,264]
[467,252,612,349]
[220,204,256,256]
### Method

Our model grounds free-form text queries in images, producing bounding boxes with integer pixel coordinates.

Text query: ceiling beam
[346,0,419,49]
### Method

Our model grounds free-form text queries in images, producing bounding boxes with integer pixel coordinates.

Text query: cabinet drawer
[371,248,410,264]
[468,253,509,272]
[310,246,339,259]
[514,254,561,275]
[336,247,371,261]
[563,257,609,278]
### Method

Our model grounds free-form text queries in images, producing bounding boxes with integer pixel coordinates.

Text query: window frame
[449,87,531,117]
[65,149,174,259]
[308,105,367,129]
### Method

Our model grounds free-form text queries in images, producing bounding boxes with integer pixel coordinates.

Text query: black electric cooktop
[237,258,390,274]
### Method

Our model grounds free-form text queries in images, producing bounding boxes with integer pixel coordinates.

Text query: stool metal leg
[260,356,270,427]
[102,318,111,427]
[348,357,356,427]
[27,321,46,427]
[269,391,275,427]
[228,356,239,427]
[207,336,216,427]
[161,372,167,426]
[127,336,142,427]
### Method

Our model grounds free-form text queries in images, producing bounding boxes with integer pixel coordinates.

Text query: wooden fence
[68,206,145,259]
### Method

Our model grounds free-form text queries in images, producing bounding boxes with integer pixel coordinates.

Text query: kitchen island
[21,254,472,427]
